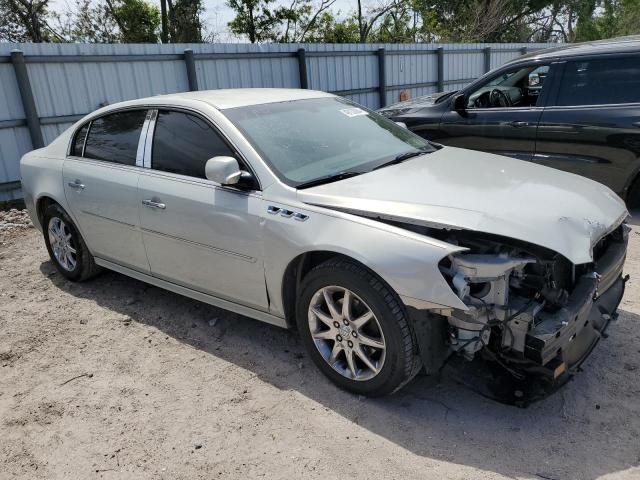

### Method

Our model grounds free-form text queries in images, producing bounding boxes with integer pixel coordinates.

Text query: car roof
[512,35,640,64]
[126,88,335,110]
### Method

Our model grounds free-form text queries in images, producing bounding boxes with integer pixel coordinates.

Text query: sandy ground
[1,215,639,480]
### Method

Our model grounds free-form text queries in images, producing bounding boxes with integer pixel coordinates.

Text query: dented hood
[297,147,628,264]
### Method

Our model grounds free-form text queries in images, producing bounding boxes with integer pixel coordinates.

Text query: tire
[42,204,100,282]
[296,258,421,397]
[627,175,640,210]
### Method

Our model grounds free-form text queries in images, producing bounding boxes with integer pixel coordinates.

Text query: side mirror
[452,93,467,112]
[205,156,242,185]
[395,121,408,129]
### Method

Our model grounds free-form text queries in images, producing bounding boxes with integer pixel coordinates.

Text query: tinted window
[71,123,89,157]
[84,110,147,165]
[557,56,640,106]
[152,110,234,178]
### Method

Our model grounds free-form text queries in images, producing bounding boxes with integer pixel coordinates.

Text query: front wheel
[297,258,421,396]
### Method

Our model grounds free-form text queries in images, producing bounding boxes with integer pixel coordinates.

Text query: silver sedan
[20,89,629,400]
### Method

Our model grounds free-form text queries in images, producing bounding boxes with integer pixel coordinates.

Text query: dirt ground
[1,214,639,480]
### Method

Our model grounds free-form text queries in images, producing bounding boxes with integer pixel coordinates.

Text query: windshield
[223,97,435,187]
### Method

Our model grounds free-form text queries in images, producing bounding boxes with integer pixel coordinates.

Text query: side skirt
[94,257,288,329]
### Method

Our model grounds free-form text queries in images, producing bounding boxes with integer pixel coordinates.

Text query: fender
[262,200,468,318]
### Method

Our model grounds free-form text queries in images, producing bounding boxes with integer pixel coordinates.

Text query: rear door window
[83,110,147,165]
[556,56,640,106]
[71,123,89,157]
[151,110,234,179]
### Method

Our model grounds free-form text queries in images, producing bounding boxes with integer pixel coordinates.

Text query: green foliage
[170,0,203,42]
[110,0,160,43]
[0,0,50,42]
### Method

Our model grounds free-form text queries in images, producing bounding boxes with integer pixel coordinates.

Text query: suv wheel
[297,258,421,396]
[43,204,100,281]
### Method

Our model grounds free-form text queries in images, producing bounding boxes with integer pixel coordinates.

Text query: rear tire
[296,258,421,397]
[42,204,100,282]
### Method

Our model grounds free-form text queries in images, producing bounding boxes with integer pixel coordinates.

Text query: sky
[198,0,356,41]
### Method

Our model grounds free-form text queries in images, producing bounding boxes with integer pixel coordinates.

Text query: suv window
[556,56,640,106]
[83,110,147,165]
[151,110,234,179]
[467,64,550,109]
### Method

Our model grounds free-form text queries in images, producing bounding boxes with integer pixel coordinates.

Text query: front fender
[263,202,468,318]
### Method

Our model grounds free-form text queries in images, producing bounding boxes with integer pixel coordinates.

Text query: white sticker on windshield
[340,107,368,118]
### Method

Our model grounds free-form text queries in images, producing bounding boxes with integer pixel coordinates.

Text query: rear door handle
[509,121,530,128]
[68,180,85,190]
[142,199,166,210]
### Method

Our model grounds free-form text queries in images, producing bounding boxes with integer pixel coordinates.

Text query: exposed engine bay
[384,219,629,404]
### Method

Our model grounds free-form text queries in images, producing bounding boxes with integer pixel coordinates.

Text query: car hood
[297,147,628,264]
[377,91,452,117]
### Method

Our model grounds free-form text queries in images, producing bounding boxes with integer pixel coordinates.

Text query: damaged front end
[432,223,629,405]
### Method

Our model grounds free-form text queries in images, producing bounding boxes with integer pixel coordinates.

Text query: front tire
[297,258,421,396]
[42,204,100,282]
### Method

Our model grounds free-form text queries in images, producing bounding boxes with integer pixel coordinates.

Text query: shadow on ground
[41,261,640,480]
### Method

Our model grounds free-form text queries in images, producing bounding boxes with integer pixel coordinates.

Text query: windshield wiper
[373,149,428,171]
[296,171,363,189]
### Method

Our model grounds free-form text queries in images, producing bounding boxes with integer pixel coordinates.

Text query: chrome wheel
[308,286,386,381]
[48,217,77,272]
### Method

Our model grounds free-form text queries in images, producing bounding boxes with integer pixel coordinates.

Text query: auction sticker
[340,107,368,117]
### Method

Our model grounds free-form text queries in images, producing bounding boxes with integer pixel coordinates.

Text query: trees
[0,0,50,42]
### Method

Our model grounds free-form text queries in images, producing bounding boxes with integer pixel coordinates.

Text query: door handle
[68,180,85,190]
[509,121,530,128]
[142,199,166,210]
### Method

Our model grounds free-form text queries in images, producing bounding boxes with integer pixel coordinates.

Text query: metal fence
[0,42,553,201]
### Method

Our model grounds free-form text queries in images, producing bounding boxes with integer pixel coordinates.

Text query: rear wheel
[43,204,100,281]
[297,258,421,396]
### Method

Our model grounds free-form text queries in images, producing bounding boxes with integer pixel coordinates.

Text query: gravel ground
[1,210,639,480]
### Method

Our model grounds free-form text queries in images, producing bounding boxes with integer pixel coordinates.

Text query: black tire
[627,175,640,210]
[296,258,421,397]
[42,204,100,282]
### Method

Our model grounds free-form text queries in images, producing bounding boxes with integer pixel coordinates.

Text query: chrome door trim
[143,109,158,169]
[136,110,153,167]
[140,227,257,263]
[93,257,284,327]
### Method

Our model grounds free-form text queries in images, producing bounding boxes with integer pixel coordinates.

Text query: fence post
[297,48,308,89]
[483,47,492,73]
[377,48,386,108]
[520,46,528,56]
[10,50,43,149]
[184,49,198,92]
[436,47,444,92]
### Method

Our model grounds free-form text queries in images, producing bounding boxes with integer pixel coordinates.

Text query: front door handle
[142,199,166,210]
[68,180,85,190]
[509,121,530,128]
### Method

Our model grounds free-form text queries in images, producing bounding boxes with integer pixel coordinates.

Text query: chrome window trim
[136,110,153,168]
[142,109,157,169]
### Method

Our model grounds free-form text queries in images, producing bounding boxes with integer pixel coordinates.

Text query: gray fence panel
[0,41,554,201]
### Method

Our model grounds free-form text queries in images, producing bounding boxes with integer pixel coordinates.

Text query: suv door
[63,109,151,272]
[138,109,268,310]
[439,62,554,161]
[535,54,640,198]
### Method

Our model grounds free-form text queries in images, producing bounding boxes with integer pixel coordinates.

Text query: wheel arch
[281,250,389,328]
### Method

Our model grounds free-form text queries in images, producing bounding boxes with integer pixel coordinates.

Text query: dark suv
[378,37,640,208]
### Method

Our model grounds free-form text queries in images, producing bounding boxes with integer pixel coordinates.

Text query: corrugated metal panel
[0,41,555,200]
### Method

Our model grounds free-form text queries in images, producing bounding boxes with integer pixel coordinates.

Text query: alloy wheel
[48,217,77,272]
[308,286,386,381]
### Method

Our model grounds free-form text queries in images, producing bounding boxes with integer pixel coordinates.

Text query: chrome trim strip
[81,120,91,158]
[94,257,287,329]
[143,109,157,169]
[80,210,136,228]
[141,227,256,263]
[136,111,153,167]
